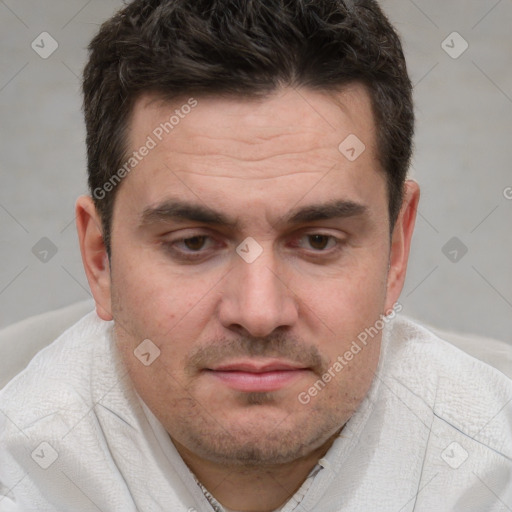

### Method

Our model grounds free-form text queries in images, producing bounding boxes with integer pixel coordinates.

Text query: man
[0,0,510,510]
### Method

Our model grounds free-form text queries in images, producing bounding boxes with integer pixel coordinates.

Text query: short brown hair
[83,0,414,253]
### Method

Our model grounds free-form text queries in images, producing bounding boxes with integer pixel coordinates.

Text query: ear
[384,180,420,311]
[75,195,113,321]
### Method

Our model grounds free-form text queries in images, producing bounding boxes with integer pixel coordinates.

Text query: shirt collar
[193,462,324,512]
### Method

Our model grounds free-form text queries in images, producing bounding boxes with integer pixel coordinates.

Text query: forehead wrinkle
[164,150,343,182]
[171,168,328,182]
[161,137,340,166]
[164,147,336,163]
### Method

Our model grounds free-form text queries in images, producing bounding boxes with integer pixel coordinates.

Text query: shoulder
[0,312,113,438]
[383,316,512,458]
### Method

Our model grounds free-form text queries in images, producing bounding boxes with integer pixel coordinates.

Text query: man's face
[84,85,413,467]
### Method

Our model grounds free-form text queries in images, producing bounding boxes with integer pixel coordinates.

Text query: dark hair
[83,0,414,253]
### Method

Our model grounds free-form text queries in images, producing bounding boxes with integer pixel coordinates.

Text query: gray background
[1,1,511,343]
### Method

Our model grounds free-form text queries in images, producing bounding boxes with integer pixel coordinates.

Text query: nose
[217,248,299,338]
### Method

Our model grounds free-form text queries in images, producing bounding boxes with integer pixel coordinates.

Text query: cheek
[298,257,388,367]
[304,258,388,322]
[109,254,224,381]
[110,248,193,325]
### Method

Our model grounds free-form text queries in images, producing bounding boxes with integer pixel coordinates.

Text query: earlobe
[75,195,113,321]
[385,180,420,312]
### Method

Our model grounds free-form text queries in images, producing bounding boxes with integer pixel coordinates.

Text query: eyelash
[162,232,345,262]
[162,235,221,262]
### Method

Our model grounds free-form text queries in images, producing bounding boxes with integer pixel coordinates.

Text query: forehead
[129,85,377,165]
[118,85,385,222]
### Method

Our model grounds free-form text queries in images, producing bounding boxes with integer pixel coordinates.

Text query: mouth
[204,359,310,392]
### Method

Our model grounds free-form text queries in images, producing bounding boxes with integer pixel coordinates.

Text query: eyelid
[175,235,213,250]
[162,227,215,241]
[287,230,346,252]
[160,228,347,263]
[299,234,338,248]
[169,233,217,246]
[294,228,346,240]
[160,229,225,259]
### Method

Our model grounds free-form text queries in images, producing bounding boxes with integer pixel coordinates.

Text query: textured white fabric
[0,312,511,511]
[0,301,95,390]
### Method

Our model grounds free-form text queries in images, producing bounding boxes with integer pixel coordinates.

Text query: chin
[176,406,342,467]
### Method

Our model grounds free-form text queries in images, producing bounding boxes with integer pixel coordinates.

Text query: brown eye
[308,235,331,250]
[184,236,207,251]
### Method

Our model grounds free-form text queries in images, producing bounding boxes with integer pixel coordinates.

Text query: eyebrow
[139,199,368,229]
[284,200,367,224]
[140,201,235,228]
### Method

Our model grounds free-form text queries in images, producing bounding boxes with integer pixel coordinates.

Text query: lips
[205,359,309,392]
[212,361,305,373]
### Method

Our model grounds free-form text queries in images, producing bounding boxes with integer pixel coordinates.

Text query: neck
[174,434,338,512]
